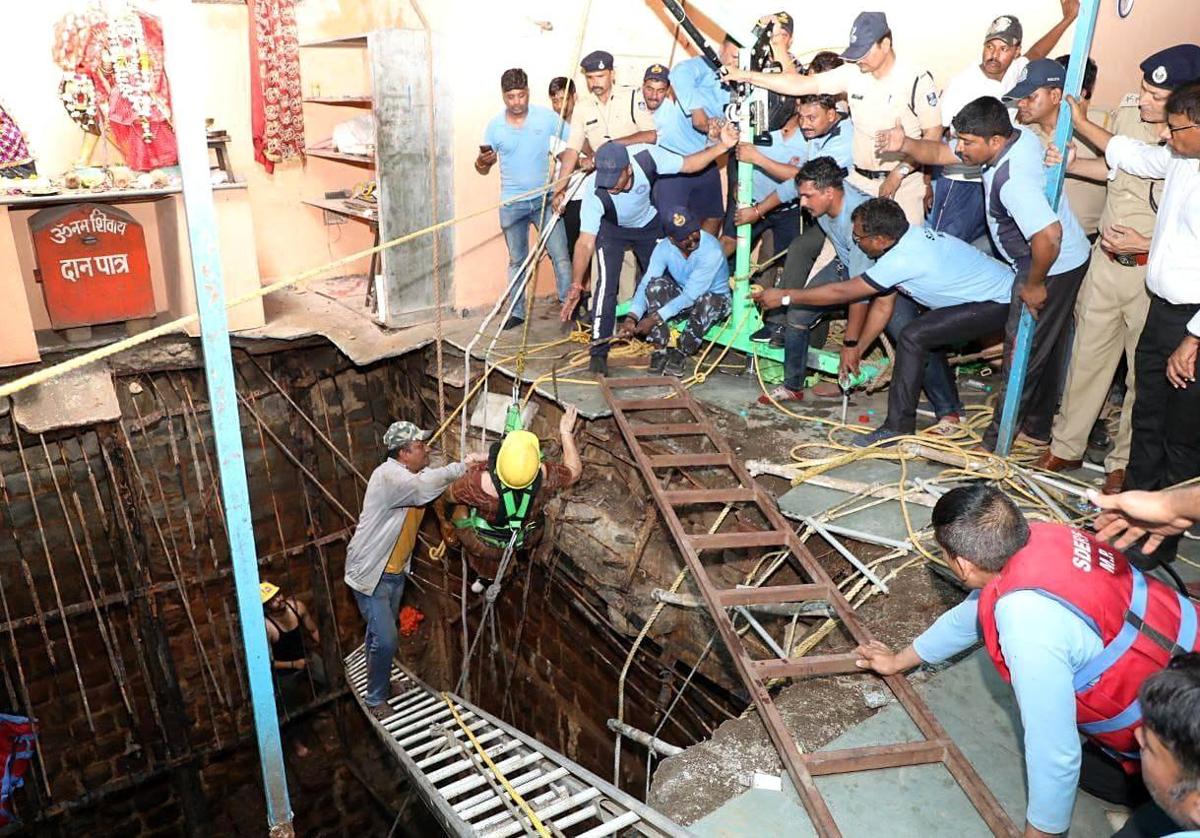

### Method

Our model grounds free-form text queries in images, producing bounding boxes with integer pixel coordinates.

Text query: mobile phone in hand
[479,144,494,154]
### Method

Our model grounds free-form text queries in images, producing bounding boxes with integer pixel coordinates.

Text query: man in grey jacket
[344,420,484,718]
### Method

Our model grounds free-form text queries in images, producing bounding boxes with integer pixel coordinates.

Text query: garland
[104,11,157,143]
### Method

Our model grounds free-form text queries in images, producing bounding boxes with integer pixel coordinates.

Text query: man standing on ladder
[434,406,581,588]
[344,421,484,720]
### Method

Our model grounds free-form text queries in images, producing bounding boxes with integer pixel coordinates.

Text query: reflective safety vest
[978,522,1200,765]
[454,447,543,549]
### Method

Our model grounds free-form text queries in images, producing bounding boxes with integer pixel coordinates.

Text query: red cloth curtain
[248,0,305,173]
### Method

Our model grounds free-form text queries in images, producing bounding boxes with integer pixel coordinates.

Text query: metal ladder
[345,646,691,837]
[599,376,1018,838]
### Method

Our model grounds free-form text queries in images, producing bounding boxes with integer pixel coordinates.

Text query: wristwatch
[896,163,914,177]
[780,294,792,306]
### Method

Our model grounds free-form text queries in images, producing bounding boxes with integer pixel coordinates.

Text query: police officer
[724,11,943,224]
[558,124,739,375]
[553,50,655,211]
[1038,45,1195,494]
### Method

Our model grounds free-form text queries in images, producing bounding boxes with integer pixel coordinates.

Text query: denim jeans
[499,198,573,319]
[352,572,407,706]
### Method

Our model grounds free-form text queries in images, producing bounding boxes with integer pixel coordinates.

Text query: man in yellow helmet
[435,406,582,583]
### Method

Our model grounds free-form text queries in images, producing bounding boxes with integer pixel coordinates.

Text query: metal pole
[994,0,1101,456]
[732,48,758,334]
[162,4,293,833]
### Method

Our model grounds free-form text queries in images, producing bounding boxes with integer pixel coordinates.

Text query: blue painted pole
[994,0,1101,457]
[162,4,293,833]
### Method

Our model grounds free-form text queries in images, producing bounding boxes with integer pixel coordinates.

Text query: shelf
[305,147,374,166]
[303,197,377,224]
[303,96,372,107]
[301,34,367,49]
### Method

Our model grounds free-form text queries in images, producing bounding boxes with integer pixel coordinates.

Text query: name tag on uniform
[586,119,599,126]
[850,93,864,101]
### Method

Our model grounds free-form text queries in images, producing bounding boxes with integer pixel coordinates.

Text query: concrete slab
[11,366,120,433]
[691,650,1115,837]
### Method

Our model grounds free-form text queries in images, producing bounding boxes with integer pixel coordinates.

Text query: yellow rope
[441,694,551,837]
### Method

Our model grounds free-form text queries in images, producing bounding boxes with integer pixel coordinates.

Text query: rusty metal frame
[600,377,1017,838]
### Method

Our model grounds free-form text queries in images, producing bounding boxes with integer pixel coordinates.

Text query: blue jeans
[499,198,573,319]
[928,175,988,245]
[352,572,407,706]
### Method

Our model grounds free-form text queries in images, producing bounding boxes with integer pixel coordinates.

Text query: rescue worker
[617,205,731,377]
[1038,46,1191,495]
[855,484,1200,837]
[1128,654,1200,837]
[261,581,326,737]
[344,421,485,720]
[724,11,943,224]
[435,406,582,584]
[553,50,656,211]
[558,122,739,375]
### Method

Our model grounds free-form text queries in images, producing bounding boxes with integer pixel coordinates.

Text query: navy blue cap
[1141,44,1200,90]
[1003,58,1065,101]
[773,11,795,35]
[841,12,889,62]
[593,143,629,190]
[644,63,670,84]
[581,50,614,73]
[663,206,700,241]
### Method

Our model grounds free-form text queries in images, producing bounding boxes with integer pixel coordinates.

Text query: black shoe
[589,356,609,376]
[648,350,668,374]
[769,329,785,349]
[502,315,525,332]
[750,326,774,343]
[1088,419,1111,451]
[662,349,687,377]
[571,293,592,327]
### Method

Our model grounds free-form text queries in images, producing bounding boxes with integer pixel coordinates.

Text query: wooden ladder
[600,376,1017,838]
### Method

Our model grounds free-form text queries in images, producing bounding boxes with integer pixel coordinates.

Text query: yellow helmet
[259,581,280,604]
[495,430,541,489]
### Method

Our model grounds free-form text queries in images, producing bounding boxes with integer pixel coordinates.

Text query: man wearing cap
[553,50,656,212]
[1008,56,1110,239]
[476,68,574,331]
[616,205,731,377]
[435,406,581,586]
[558,123,739,375]
[615,64,726,235]
[344,421,485,719]
[261,581,325,720]
[1037,46,1187,495]
[724,11,942,224]
[934,4,1081,243]
[1064,55,1200,571]
[878,96,1092,452]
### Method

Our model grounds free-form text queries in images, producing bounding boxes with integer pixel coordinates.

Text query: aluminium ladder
[345,645,691,837]
[599,376,1018,838]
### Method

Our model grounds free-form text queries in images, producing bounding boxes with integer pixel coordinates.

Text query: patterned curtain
[248,0,305,173]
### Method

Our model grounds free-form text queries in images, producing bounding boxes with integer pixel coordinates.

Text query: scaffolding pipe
[605,719,684,758]
[653,589,835,618]
[995,0,1101,456]
[163,4,292,833]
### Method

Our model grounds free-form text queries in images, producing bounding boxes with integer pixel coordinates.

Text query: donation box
[30,204,155,329]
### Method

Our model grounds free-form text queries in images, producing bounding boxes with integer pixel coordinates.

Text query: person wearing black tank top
[261,581,326,721]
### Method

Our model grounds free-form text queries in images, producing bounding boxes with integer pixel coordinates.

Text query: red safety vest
[978,522,1199,764]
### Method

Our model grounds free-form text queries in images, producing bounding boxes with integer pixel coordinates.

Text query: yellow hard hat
[260,581,280,604]
[495,430,541,489]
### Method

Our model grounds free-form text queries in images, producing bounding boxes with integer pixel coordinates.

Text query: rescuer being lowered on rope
[435,405,582,587]
[855,484,1200,837]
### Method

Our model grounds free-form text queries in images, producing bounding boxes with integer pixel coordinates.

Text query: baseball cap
[1003,58,1065,101]
[383,420,430,451]
[663,205,701,241]
[773,11,795,34]
[1141,44,1200,90]
[593,143,630,190]
[644,63,670,84]
[581,50,614,73]
[841,12,889,62]
[984,15,1023,46]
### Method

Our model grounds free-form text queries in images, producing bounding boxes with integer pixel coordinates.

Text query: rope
[455,530,520,695]
[441,693,551,837]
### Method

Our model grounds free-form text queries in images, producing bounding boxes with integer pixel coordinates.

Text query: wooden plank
[610,398,691,411]
[688,530,789,551]
[662,488,755,505]
[305,147,374,165]
[750,654,863,679]
[647,453,731,468]
[715,584,829,607]
[804,741,949,776]
[628,422,710,437]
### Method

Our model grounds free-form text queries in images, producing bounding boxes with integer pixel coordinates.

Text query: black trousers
[592,218,661,358]
[885,301,1010,434]
[562,198,581,257]
[983,258,1090,449]
[1123,295,1200,568]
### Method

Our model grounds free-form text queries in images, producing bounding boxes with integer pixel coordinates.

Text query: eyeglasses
[1168,123,1199,135]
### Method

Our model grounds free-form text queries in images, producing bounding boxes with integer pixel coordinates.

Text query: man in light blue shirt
[878,93,1092,451]
[617,206,730,377]
[476,68,573,330]
[669,48,735,134]
[757,195,1013,443]
[1131,655,1200,837]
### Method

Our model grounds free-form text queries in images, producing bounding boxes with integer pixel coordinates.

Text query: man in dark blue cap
[553,50,655,212]
[558,124,738,375]
[617,205,731,377]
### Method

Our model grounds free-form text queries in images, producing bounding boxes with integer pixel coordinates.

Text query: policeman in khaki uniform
[553,50,655,210]
[1036,46,1196,494]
